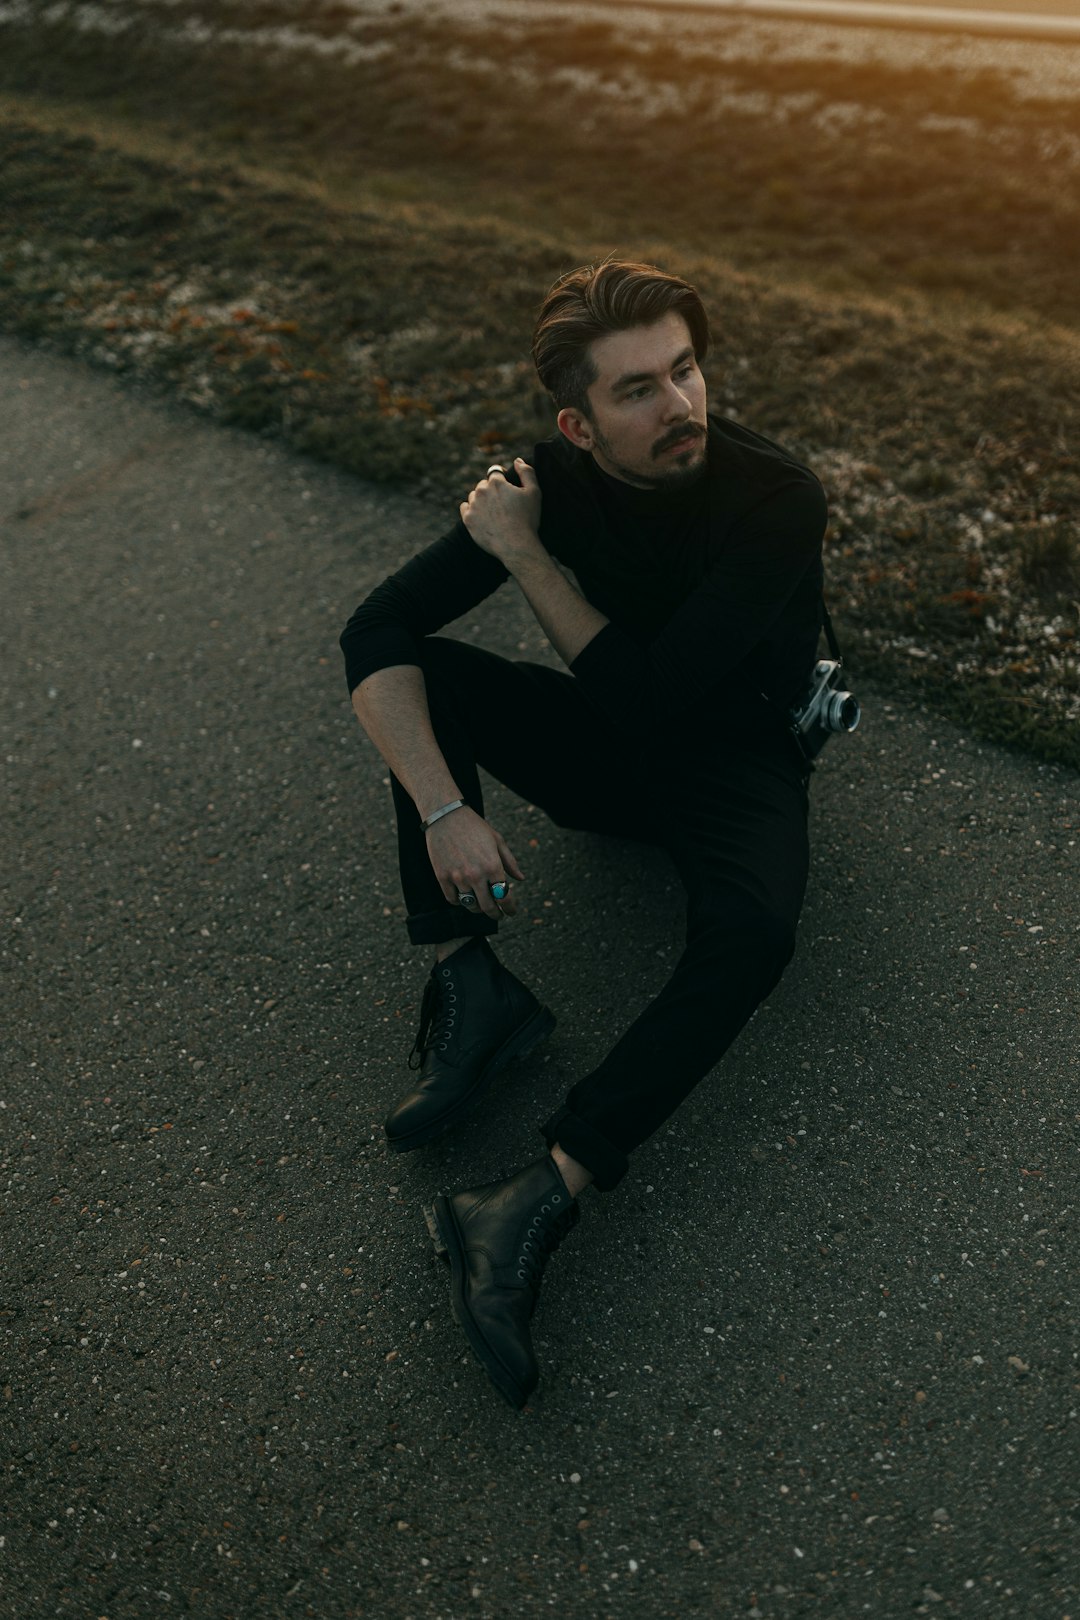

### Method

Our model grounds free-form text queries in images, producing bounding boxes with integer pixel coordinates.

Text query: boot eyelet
[439,1042,448,1051]
[541,1203,550,1213]
[518,1269,526,1280]
[552,1194,561,1203]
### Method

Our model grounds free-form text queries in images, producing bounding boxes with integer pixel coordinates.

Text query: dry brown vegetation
[1,1,1077,765]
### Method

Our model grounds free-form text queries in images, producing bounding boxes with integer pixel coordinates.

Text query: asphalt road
[1,334,1078,1619]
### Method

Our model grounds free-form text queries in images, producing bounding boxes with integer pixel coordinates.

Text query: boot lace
[407,965,457,1071]
[516,1200,581,1293]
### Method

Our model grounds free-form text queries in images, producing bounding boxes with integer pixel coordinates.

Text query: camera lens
[838,694,860,732]
[824,691,861,733]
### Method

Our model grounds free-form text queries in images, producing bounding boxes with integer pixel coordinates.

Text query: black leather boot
[384,938,555,1152]
[424,1154,581,1410]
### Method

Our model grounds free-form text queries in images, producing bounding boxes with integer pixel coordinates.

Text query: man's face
[559,311,709,490]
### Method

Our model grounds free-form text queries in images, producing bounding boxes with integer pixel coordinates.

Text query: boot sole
[423,1194,529,1412]
[386,1004,556,1154]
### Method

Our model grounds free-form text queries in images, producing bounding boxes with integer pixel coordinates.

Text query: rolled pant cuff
[406,908,498,946]
[539,1104,629,1193]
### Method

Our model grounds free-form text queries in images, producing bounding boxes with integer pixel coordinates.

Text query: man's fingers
[496,837,525,882]
[440,873,495,917]
[438,877,459,908]
[473,867,513,920]
[489,872,514,912]
[428,817,522,919]
[514,458,539,490]
[456,868,500,919]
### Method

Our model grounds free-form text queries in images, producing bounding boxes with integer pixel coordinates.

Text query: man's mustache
[652,423,706,458]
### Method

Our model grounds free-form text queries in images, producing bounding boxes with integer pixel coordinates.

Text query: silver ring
[456,890,478,908]
[486,464,505,478]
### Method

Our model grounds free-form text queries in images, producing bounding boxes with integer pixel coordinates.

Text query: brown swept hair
[531,259,710,416]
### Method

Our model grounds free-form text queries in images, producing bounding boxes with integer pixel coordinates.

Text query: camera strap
[822,597,843,663]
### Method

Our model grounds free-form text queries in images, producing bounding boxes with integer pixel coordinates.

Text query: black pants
[391,636,813,1193]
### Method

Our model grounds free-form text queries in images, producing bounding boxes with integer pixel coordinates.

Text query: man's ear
[556,406,594,452]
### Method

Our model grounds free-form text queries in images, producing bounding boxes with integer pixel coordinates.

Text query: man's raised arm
[341,524,522,921]
[350,665,462,826]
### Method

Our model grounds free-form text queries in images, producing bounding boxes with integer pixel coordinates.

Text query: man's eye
[627,386,650,401]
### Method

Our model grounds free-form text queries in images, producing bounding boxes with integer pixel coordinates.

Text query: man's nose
[660,381,692,420]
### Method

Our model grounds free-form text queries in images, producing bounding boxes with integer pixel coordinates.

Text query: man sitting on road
[340,259,829,1410]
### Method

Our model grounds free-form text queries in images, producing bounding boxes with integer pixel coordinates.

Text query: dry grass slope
[1,3,1077,766]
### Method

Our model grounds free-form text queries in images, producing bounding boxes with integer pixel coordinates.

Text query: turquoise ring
[490,880,510,901]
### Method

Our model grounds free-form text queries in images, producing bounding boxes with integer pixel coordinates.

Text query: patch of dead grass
[0,9,1078,769]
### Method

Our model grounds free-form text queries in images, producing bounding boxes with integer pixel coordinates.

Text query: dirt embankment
[1,2,1077,765]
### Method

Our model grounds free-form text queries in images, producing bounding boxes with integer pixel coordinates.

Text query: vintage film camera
[783,601,861,765]
[789,656,861,763]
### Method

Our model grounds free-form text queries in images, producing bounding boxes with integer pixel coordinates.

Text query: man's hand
[425,804,526,922]
[460,458,543,564]
[463,454,610,668]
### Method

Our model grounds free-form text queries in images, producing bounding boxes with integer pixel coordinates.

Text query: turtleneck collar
[586,455,708,518]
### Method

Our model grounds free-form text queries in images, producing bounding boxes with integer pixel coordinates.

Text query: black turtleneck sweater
[340,412,828,750]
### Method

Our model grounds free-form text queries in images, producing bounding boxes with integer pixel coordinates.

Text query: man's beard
[592,422,707,491]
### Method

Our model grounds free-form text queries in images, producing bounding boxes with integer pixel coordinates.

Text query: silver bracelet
[421,797,466,831]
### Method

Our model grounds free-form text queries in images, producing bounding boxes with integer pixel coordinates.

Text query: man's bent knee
[690,898,798,985]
